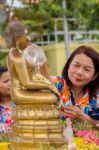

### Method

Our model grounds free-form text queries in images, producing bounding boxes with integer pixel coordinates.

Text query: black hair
[0,67,8,76]
[62,45,99,99]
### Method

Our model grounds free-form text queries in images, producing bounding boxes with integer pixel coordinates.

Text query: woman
[0,67,15,131]
[53,45,99,127]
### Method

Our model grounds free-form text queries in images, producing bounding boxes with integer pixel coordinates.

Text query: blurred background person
[0,67,15,131]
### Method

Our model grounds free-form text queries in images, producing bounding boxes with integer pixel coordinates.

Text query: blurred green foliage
[13,0,99,36]
[0,51,8,59]
[0,51,8,66]
[0,0,98,37]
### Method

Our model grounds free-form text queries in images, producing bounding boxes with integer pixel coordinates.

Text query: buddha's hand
[32,73,51,84]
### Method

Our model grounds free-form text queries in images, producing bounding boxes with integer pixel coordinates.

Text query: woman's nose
[8,80,11,87]
[76,68,83,75]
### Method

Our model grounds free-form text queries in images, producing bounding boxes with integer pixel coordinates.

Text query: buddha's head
[5,15,30,50]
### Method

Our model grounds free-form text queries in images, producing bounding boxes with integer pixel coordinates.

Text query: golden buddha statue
[6,17,65,150]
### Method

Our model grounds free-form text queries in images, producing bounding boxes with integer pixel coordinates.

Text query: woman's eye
[3,80,9,83]
[73,64,79,67]
[84,69,91,72]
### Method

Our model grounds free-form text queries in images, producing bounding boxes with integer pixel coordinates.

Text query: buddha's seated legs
[12,87,58,104]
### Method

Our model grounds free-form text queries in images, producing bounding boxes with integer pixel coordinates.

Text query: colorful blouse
[52,76,99,124]
[0,101,15,131]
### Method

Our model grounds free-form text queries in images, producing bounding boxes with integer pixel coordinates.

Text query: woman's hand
[61,105,99,129]
[62,105,86,121]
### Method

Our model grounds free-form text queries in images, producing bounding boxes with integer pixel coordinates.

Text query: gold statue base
[10,104,65,149]
[10,139,65,150]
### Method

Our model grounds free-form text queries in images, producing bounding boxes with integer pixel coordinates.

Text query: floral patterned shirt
[52,76,99,124]
[0,101,15,131]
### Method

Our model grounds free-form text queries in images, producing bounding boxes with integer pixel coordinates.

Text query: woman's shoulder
[96,92,99,107]
[51,75,65,81]
[51,75,67,91]
[0,101,15,111]
[0,105,5,112]
[51,75,65,84]
[89,92,99,108]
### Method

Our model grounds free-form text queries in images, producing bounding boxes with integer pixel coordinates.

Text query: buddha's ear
[92,73,98,81]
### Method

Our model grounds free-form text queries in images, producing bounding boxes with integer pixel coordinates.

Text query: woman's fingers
[60,105,86,120]
[63,109,76,118]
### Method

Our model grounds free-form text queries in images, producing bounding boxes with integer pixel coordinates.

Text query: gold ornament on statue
[6,16,65,150]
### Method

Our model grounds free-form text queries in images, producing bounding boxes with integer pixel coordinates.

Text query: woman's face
[68,53,96,88]
[0,71,11,96]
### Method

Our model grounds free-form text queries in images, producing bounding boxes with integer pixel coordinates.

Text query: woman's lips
[74,77,83,82]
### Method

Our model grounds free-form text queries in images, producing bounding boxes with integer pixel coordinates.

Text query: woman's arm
[62,105,99,129]
[84,113,99,129]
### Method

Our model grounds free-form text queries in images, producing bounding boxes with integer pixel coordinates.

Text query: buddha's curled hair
[5,16,27,47]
